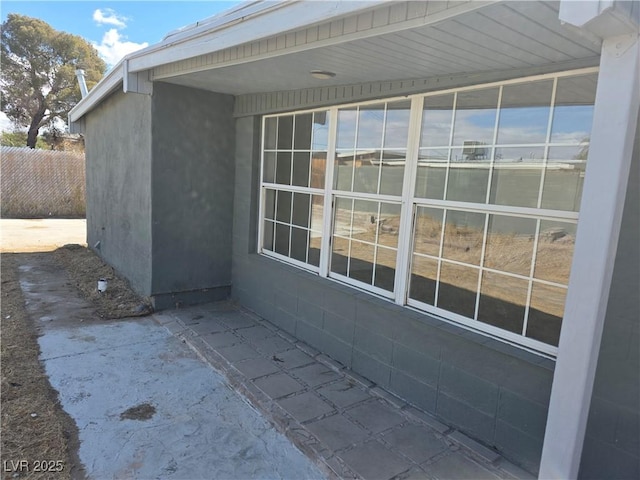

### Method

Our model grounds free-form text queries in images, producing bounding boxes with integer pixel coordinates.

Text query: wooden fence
[1,147,86,218]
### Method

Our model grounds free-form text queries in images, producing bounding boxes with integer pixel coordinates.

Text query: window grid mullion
[319,108,338,278]
[537,76,559,209]
[395,95,424,305]
[473,214,491,321]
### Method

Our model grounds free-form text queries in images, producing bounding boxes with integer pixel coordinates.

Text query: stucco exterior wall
[84,90,153,295]
[231,115,555,474]
[579,116,640,479]
[150,82,236,309]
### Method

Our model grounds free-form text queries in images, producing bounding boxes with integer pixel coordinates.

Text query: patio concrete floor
[18,253,534,479]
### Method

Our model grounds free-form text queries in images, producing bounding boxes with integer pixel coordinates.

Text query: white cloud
[92,29,148,69]
[0,112,14,132]
[93,8,127,29]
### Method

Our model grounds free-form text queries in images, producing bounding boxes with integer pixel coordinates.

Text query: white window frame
[258,67,598,357]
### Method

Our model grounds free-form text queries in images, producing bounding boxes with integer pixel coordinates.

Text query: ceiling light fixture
[310,70,336,80]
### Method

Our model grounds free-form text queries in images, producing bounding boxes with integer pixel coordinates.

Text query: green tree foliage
[0,131,47,149]
[0,14,106,148]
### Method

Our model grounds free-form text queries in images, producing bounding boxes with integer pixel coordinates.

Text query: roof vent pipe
[75,69,89,98]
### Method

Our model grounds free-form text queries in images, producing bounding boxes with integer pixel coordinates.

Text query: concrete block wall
[84,90,153,295]
[231,116,555,474]
[150,83,236,308]
[579,117,640,479]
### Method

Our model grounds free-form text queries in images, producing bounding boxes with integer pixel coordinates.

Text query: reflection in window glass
[312,112,329,150]
[415,150,448,199]
[384,101,411,148]
[263,221,274,250]
[276,152,291,185]
[541,146,587,211]
[413,207,443,257]
[452,88,499,147]
[490,147,544,208]
[311,153,327,189]
[276,190,292,223]
[534,220,576,284]
[551,74,597,144]
[446,163,490,203]
[527,283,566,346]
[357,104,385,149]
[291,227,308,262]
[421,94,454,148]
[478,271,527,334]
[409,255,438,305]
[337,108,357,149]
[380,152,406,196]
[497,80,552,145]
[330,197,399,294]
[275,223,290,256]
[484,215,536,276]
[264,189,276,220]
[438,262,478,318]
[442,210,485,265]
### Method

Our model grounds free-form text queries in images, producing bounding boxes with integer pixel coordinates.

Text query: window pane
[497,80,552,144]
[484,215,536,276]
[274,223,290,256]
[308,239,321,267]
[337,108,357,149]
[357,104,385,149]
[292,152,311,187]
[276,190,292,223]
[541,146,587,211]
[551,74,597,144]
[264,189,276,220]
[331,236,349,275]
[534,220,576,284]
[421,94,454,148]
[333,197,353,237]
[527,283,566,346]
[349,240,375,284]
[264,117,277,149]
[334,152,354,191]
[312,111,329,151]
[292,192,310,228]
[377,203,401,248]
[415,150,448,199]
[414,207,443,256]
[277,115,293,149]
[379,151,405,196]
[294,113,313,150]
[442,210,485,265]
[291,227,308,262]
[452,87,499,147]
[353,160,380,194]
[263,152,276,183]
[276,152,292,185]
[384,100,411,149]
[263,220,274,251]
[409,255,438,305]
[437,262,479,318]
[352,199,378,243]
[374,246,396,292]
[447,152,490,203]
[490,147,544,208]
[310,195,324,233]
[310,152,327,189]
[478,271,528,334]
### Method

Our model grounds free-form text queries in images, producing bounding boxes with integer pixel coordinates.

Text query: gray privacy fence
[1,147,86,218]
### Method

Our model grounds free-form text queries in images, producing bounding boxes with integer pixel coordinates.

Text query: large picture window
[258,68,597,355]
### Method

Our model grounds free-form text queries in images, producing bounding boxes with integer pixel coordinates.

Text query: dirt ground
[1,243,152,479]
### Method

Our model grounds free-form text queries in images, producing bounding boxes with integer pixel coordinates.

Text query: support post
[538,32,639,479]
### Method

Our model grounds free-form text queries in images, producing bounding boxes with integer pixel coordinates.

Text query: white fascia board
[68,59,125,124]
[560,0,640,38]
[125,0,383,73]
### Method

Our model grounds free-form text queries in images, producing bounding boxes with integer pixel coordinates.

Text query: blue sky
[1,1,241,67]
[1,1,241,130]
